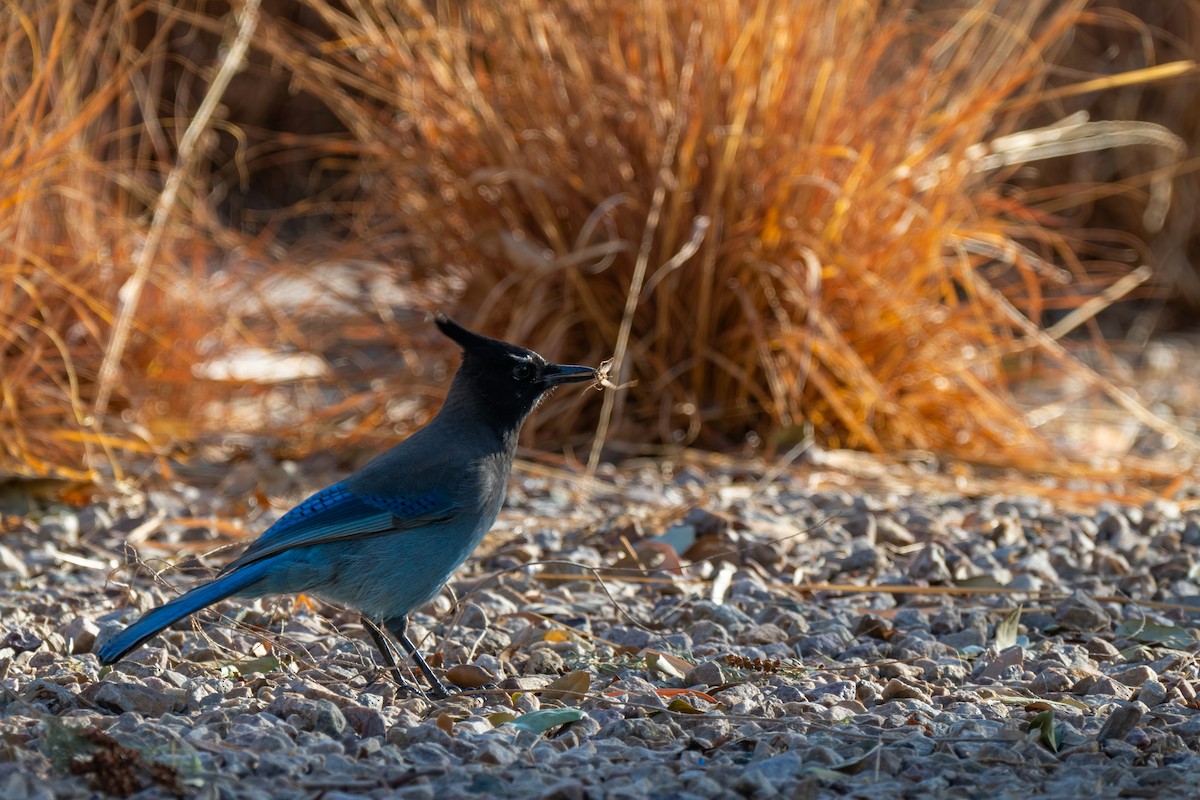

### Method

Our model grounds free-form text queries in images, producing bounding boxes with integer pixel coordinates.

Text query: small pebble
[1054,591,1111,632]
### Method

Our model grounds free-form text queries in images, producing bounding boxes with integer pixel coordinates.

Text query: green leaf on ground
[505,708,586,735]
[1115,619,1195,650]
[1029,709,1059,752]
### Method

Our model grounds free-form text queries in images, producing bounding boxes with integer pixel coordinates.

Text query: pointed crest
[433,312,496,351]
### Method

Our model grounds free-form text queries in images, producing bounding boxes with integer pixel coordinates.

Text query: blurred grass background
[3,0,1200,489]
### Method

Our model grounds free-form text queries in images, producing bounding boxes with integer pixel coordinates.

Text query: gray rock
[795,630,853,657]
[1,629,41,654]
[977,645,1024,681]
[713,682,765,714]
[743,623,788,645]
[1015,551,1060,583]
[0,771,55,800]
[684,660,725,687]
[909,543,952,582]
[0,545,29,579]
[1006,573,1044,591]
[1030,667,1074,694]
[807,681,857,703]
[1055,591,1110,632]
[58,616,99,655]
[748,751,803,786]
[920,657,968,683]
[1136,680,1168,707]
[940,628,986,650]
[841,513,877,545]
[94,679,186,715]
[308,700,347,737]
[1086,637,1121,661]
[475,739,518,766]
[342,704,385,738]
[688,601,752,629]
[36,513,79,544]
[1097,511,1139,552]
[1097,702,1145,741]
[1112,664,1157,687]
[1087,677,1133,701]
[689,620,731,645]
[497,676,552,693]
[840,545,886,573]
[14,459,1200,798]
[876,516,917,546]
[600,626,652,649]
[21,679,80,713]
[880,678,931,704]
[76,505,116,537]
[522,648,565,675]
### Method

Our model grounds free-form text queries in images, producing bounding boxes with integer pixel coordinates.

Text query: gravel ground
[2,455,1200,799]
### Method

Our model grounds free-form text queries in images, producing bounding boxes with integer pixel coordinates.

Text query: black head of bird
[434,312,595,431]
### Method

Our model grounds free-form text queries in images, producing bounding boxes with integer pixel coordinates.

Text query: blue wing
[219,482,455,574]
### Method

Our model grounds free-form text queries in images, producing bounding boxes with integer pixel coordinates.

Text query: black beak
[540,363,596,386]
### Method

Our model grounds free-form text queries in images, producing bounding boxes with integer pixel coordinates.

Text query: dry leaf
[993,605,1022,649]
[656,688,719,704]
[445,664,494,689]
[666,697,705,714]
[542,670,591,704]
[640,648,694,679]
[710,562,736,605]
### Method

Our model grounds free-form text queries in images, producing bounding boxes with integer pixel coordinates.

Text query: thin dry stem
[94,0,262,416]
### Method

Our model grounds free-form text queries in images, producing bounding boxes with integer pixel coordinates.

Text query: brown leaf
[635,541,684,574]
[542,670,591,704]
[445,664,494,689]
[656,688,719,704]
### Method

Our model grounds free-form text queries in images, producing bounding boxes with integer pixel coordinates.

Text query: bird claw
[384,670,426,697]
[385,666,454,700]
[425,680,454,700]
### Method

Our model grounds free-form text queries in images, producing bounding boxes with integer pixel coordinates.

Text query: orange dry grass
[0,1,224,480]
[2,0,1193,485]
[261,0,1155,467]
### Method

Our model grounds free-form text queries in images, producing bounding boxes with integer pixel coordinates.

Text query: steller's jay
[97,313,596,697]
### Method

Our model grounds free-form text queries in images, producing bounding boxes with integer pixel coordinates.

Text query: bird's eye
[512,363,533,380]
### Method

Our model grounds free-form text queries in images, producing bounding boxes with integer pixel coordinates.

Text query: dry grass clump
[259,0,1187,470]
[0,1,235,480]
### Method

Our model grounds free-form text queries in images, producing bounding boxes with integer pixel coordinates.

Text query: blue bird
[97,313,596,697]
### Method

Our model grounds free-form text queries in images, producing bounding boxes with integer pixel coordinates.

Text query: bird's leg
[384,615,453,699]
[360,615,424,696]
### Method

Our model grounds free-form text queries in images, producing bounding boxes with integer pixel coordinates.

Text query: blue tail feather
[97,561,272,665]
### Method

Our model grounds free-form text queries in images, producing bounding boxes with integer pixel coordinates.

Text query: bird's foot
[424,677,454,700]
[386,666,453,700]
[386,674,427,698]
